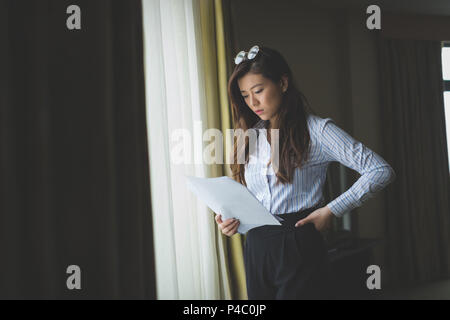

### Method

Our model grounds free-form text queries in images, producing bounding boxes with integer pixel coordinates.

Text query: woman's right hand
[215,214,240,237]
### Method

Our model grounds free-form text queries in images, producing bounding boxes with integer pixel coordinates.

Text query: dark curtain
[0,0,156,299]
[378,37,450,288]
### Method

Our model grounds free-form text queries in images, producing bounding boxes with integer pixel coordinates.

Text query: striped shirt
[244,114,396,219]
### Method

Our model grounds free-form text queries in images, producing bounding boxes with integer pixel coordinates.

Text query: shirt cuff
[326,195,360,218]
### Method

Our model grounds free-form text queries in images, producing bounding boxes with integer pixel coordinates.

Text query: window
[442,42,450,172]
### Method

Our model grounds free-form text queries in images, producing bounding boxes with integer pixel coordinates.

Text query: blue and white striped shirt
[244,114,396,218]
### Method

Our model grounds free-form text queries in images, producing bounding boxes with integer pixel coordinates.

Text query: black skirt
[243,205,334,300]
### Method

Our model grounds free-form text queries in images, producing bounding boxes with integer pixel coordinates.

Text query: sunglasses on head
[234,45,260,65]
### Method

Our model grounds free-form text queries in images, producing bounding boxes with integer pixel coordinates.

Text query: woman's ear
[280,75,288,93]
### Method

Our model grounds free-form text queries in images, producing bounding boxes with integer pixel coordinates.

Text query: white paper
[185,175,281,234]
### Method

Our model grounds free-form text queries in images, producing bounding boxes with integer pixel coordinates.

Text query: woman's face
[238,72,288,125]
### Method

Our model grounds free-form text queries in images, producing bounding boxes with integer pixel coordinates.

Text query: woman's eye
[242,89,262,99]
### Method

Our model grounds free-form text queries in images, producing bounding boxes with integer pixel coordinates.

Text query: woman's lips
[255,110,264,114]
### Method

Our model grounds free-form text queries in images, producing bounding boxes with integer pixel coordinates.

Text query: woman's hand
[215,214,240,237]
[295,206,334,233]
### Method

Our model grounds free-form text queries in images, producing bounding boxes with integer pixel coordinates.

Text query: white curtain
[141,0,230,299]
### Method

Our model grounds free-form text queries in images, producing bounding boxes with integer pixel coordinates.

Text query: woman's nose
[250,95,259,107]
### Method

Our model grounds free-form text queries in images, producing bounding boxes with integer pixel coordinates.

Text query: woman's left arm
[318,118,396,218]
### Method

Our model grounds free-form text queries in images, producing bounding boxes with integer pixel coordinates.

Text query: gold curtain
[198,0,248,300]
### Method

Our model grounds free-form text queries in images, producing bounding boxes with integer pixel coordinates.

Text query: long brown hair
[228,46,315,186]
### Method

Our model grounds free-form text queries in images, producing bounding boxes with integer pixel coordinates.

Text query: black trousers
[244,205,334,300]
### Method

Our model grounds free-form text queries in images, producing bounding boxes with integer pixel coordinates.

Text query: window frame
[443,42,450,90]
[442,41,450,174]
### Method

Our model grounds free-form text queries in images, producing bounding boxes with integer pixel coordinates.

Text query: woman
[214,45,396,300]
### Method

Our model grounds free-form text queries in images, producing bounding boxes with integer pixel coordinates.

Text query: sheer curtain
[142,0,230,299]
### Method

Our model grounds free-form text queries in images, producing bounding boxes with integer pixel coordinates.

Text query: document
[186,175,282,234]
